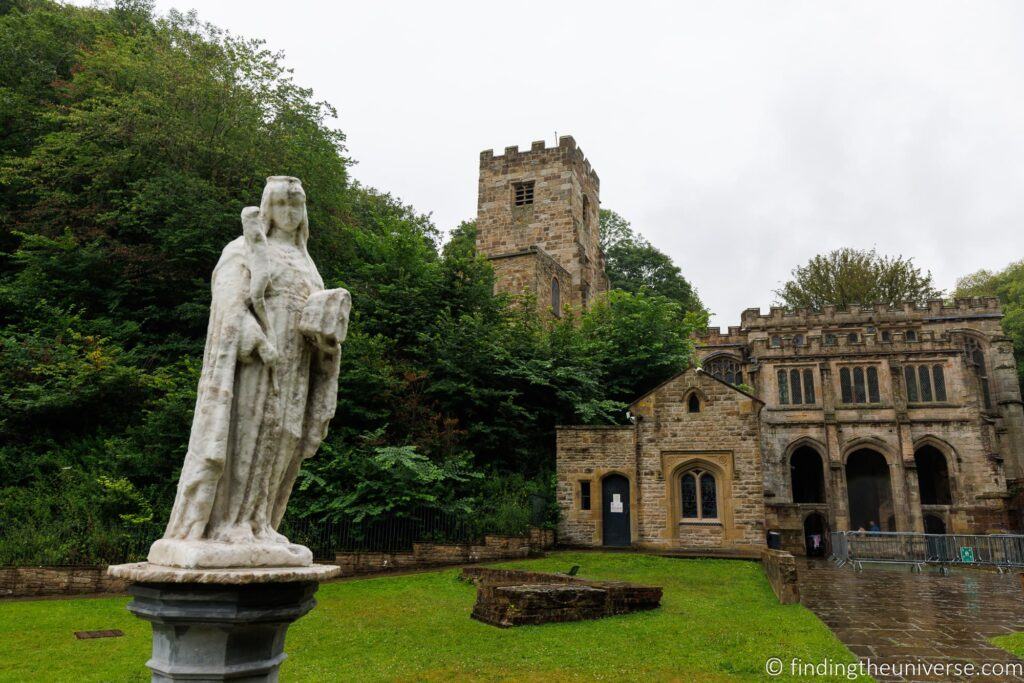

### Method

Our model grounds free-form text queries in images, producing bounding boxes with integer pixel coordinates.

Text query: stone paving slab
[798,561,1024,681]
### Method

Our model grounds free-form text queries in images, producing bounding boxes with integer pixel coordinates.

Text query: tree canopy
[599,209,703,314]
[956,260,1024,390]
[774,248,943,310]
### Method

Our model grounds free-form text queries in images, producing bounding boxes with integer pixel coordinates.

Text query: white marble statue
[148,176,350,569]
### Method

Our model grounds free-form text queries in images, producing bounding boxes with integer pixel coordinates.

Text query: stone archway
[791,446,826,504]
[845,449,894,531]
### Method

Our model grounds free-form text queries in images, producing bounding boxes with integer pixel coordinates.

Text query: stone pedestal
[108,563,339,682]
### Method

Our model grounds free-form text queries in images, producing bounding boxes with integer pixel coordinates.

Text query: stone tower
[476,136,609,315]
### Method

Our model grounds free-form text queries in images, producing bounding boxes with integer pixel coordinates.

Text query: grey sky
[131,1,1024,325]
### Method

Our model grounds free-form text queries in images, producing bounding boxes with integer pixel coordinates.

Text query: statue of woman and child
[147,176,350,569]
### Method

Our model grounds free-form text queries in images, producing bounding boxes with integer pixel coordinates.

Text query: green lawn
[0,552,863,681]
[992,632,1024,658]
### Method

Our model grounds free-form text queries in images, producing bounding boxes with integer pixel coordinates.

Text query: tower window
[551,278,561,316]
[513,181,534,206]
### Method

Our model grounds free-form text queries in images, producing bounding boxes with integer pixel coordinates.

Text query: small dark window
[581,283,590,308]
[906,330,918,342]
[688,394,701,413]
[882,330,892,342]
[778,370,789,404]
[904,366,918,402]
[933,365,947,401]
[867,366,880,403]
[840,367,853,403]
[793,334,805,347]
[790,369,803,404]
[771,335,782,348]
[551,278,561,316]
[803,369,816,404]
[848,332,859,343]
[579,481,591,510]
[866,326,876,335]
[966,338,991,409]
[825,333,837,346]
[513,181,534,206]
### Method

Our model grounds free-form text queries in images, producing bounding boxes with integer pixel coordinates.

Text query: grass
[0,552,863,681]
[992,632,1024,658]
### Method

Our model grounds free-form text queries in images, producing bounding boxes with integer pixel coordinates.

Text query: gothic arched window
[705,356,743,386]
[551,278,561,317]
[687,394,701,413]
[681,469,718,520]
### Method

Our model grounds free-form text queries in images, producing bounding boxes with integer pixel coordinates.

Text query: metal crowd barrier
[830,531,1024,572]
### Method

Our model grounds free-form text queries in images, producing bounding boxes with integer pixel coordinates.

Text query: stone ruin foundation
[460,567,662,627]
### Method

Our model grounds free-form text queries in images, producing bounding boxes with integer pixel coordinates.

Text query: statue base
[147,538,313,569]
[108,563,339,682]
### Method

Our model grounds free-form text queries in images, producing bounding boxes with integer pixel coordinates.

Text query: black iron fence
[1,507,514,567]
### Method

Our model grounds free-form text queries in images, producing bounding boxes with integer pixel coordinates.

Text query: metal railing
[831,530,1024,572]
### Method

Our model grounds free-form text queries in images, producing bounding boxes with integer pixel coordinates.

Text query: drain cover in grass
[74,630,124,640]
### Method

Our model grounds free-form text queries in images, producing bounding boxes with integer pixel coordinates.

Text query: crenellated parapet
[740,298,1001,329]
[480,136,601,192]
[695,326,747,347]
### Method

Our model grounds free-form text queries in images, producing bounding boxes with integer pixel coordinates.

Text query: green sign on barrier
[960,546,976,563]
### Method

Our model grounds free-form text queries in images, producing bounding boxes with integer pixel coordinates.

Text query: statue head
[259,176,308,244]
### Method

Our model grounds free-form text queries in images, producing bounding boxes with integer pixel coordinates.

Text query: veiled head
[260,176,307,240]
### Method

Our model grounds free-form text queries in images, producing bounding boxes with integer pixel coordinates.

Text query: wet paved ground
[798,561,1024,681]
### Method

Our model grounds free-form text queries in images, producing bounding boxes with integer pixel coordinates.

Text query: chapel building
[556,301,1024,556]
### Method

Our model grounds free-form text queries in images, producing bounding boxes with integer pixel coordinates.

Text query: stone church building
[477,137,1024,556]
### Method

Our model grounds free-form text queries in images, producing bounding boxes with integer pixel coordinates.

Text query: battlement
[738,298,1001,329]
[480,135,600,190]
[696,326,747,346]
[747,328,978,358]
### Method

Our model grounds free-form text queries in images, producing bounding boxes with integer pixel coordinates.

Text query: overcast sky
[106,1,1024,325]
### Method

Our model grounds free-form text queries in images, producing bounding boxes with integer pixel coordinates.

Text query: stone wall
[332,530,553,577]
[556,426,636,546]
[0,566,128,598]
[761,548,800,604]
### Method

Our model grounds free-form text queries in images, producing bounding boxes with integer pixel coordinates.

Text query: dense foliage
[599,209,703,314]
[956,261,1024,390]
[0,0,698,559]
[774,247,943,310]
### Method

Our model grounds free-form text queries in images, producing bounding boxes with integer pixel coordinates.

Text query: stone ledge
[107,562,339,584]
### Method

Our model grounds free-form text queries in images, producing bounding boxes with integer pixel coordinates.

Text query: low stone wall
[0,566,128,598]
[461,567,662,627]
[761,548,800,604]
[333,529,554,578]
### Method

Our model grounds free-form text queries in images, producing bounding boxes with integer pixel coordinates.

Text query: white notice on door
[610,493,624,513]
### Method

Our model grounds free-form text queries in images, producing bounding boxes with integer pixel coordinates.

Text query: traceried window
[778,368,817,405]
[840,365,880,404]
[551,278,561,317]
[965,338,992,409]
[513,181,534,206]
[681,469,718,520]
[704,356,743,386]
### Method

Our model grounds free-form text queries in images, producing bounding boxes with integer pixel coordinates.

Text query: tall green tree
[774,248,942,310]
[955,260,1024,390]
[598,209,703,313]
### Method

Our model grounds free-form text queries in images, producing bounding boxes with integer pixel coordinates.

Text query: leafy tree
[598,209,702,313]
[955,261,1024,390]
[774,248,943,310]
